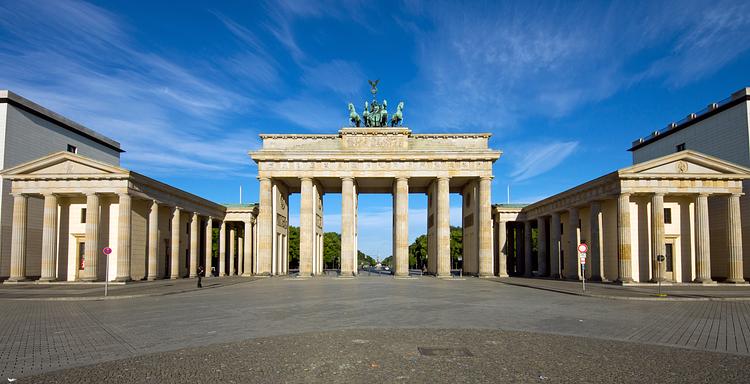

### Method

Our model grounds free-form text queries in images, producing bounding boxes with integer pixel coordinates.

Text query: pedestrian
[197,265,204,288]
[211,266,216,277]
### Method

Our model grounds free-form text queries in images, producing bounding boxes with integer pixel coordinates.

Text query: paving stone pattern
[1,277,750,379]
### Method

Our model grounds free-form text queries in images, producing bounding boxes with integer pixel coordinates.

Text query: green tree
[323,232,341,269]
[381,255,393,267]
[288,226,300,269]
[408,234,428,269]
[450,226,463,268]
[358,250,376,267]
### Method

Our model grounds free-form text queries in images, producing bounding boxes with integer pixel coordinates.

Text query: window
[676,143,686,152]
[664,208,672,224]
[81,208,86,223]
[67,144,78,154]
[560,223,564,234]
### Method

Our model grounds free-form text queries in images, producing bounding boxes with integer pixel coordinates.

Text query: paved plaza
[2,277,750,382]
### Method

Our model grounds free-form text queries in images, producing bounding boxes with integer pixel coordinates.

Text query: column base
[170,276,179,280]
[80,278,97,282]
[4,277,27,283]
[189,274,197,278]
[37,277,56,283]
[114,276,131,282]
[694,278,717,285]
[614,278,634,285]
[437,274,454,279]
[725,278,748,284]
[241,272,254,277]
[589,276,603,282]
[146,276,158,281]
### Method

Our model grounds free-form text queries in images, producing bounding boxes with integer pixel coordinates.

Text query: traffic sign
[577,243,588,253]
[579,254,587,265]
[102,247,112,255]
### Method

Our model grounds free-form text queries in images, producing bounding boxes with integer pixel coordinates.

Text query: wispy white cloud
[0,0,260,180]
[509,141,579,182]
[301,60,365,98]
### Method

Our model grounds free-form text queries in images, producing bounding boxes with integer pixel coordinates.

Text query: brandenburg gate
[250,126,501,277]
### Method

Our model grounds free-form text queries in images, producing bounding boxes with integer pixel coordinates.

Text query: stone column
[229,225,236,275]
[340,177,355,277]
[651,193,666,282]
[537,217,548,277]
[727,194,745,283]
[147,201,159,280]
[8,194,28,282]
[39,194,59,282]
[549,212,561,278]
[299,177,314,277]
[617,193,633,283]
[437,177,451,277]
[189,212,199,278]
[566,207,579,280]
[726,193,746,284]
[694,193,713,284]
[589,201,603,281]
[82,193,100,282]
[524,221,533,277]
[170,207,181,279]
[219,221,226,276]
[256,177,273,275]
[496,219,509,277]
[115,193,132,282]
[243,220,253,276]
[237,236,244,276]
[204,217,213,277]
[478,177,493,277]
[394,177,409,277]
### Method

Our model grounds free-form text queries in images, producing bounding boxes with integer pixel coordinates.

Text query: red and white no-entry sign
[577,243,588,254]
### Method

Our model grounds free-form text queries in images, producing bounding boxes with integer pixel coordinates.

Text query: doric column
[566,207,579,280]
[82,193,100,282]
[694,193,713,284]
[189,212,199,278]
[478,177,493,277]
[8,194,28,282]
[727,194,745,283]
[589,201,603,281]
[496,219,509,277]
[256,177,273,275]
[617,193,633,283]
[524,220,533,277]
[219,220,227,276]
[437,177,451,277]
[549,212,561,278]
[299,177,314,277]
[115,193,132,282]
[204,217,213,277]
[537,216,548,277]
[243,220,253,276]
[147,201,159,280]
[394,177,409,277]
[237,235,243,276]
[170,207,181,279]
[39,193,59,282]
[650,193,666,282]
[229,225,236,275]
[340,177,355,277]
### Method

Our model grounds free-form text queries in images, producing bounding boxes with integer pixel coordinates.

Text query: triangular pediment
[1,151,128,177]
[620,150,750,177]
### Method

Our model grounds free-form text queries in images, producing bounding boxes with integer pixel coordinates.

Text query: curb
[493,280,750,302]
[0,278,259,302]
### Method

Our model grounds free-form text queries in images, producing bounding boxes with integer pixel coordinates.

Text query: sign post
[102,247,112,297]
[656,254,666,297]
[578,243,588,293]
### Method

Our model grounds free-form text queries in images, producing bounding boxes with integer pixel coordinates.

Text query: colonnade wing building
[497,87,750,284]
[0,90,256,282]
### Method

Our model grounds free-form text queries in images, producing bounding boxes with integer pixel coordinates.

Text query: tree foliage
[288,226,299,269]
[406,226,464,269]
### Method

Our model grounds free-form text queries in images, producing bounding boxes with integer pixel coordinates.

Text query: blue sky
[2,0,750,259]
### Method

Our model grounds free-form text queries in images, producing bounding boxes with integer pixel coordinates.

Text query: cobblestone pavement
[2,277,750,379]
[19,329,750,384]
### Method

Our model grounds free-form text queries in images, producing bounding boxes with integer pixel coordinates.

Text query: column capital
[10,192,27,198]
[620,192,632,198]
[300,176,313,182]
[85,192,99,197]
[480,175,493,181]
[438,176,450,181]
[258,176,271,181]
[341,176,354,182]
[568,206,579,213]
[731,192,743,198]
[652,192,665,197]
[117,192,130,198]
[698,192,710,198]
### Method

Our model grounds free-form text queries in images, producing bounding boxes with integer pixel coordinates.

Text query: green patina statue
[348,80,404,127]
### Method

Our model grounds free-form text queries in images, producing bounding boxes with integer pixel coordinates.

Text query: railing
[631,95,734,147]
